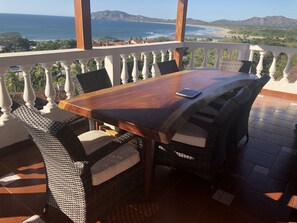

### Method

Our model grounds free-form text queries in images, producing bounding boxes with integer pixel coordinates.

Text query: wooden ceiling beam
[174,0,188,69]
[74,0,92,49]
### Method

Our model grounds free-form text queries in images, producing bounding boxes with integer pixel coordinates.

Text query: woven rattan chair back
[153,60,179,76]
[153,87,252,181]
[227,74,270,148]
[12,102,144,222]
[72,68,112,94]
[12,103,90,222]
[219,60,252,73]
[72,68,112,130]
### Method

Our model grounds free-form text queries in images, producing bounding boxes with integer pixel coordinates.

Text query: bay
[0,13,221,41]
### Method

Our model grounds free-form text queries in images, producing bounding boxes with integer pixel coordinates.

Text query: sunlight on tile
[281,146,297,155]
[287,195,297,209]
[264,192,283,201]
[0,172,21,186]
[22,215,45,223]
[212,189,234,206]
[253,165,269,175]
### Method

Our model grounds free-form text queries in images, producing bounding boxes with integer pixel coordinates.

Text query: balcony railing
[0,41,297,149]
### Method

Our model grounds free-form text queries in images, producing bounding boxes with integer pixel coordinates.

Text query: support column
[74,0,92,49]
[174,0,188,69]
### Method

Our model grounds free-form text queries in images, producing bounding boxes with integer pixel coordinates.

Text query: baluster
[42,63,56,111]
[215,49,222,69]
[268,53,279,81]
[188,47,194,69]
[249,50,254,61]
[168,49,174,61]
[20,65,37,111]
[201,48,208,68]
[131,53,139,82]
[80,59,89,73]
[61,61,74,99]
[151,51,158,77]
[160,50,167,62]
[120,54,129,84]
[281,54,292,83]
[0,68,13,122]
[142,52,149,80]
[94,57,104,70]
[256,51,265,77]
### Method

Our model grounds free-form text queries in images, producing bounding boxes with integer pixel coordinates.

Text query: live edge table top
[58,69,257,144]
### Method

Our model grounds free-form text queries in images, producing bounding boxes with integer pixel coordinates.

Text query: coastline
[144,20,232,39]
[186,23,232,38]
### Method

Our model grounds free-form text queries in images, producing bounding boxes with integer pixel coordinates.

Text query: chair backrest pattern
[12,103,90,222]
[72,68,112,94]
[219,60,252,73]
[207,87,252,166]
[228,74,270,145]
[153,60,179,76]
[154,87,252,180]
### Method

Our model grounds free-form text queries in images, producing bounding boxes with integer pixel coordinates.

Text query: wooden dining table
[58,69,257,197]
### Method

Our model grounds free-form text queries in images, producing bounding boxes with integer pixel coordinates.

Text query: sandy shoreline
[186,23,233,38]
[147,20,233,39]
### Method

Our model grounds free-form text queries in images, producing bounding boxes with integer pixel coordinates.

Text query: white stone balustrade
[160,50,167,62]
[20,65,38,111]
[0,67,13,122]
[131,53,139,82]
[42,63,57,111]
[94,57,104,70]
[120,54,129,84]
[281,54,292,83]
[269,52,279,80]
[151,51,158,77]
[256,51,265,77]
[249,44,297,94]
[79,59,89,73]
[142,52,149,80]
[61,61,74,99]
[1,41,297,150]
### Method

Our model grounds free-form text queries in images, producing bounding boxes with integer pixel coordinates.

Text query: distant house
[128,38,151,45]
[0,45,4,52]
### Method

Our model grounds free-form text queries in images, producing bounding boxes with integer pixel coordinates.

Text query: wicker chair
[72,68,112,130]
[12,102,143,223]
[219,60,252,73]
[210,60,253,107]
[153,59,179,76]
[195,74,270,149]
[153,87,252,181]
[227,74,270,148]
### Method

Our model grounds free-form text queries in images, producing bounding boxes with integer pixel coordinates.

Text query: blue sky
[0,0,297,21]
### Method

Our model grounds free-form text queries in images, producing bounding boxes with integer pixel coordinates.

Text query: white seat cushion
[172,122,208,147]
[78,130,140,186]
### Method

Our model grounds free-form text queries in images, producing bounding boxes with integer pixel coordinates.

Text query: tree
[0,32,31,52]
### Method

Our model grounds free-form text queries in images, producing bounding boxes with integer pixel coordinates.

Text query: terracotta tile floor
[0,93,297,223]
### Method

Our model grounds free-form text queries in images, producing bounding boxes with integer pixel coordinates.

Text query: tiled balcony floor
[0,93,297,223]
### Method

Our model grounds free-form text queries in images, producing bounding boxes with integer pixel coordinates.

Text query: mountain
[91,10,297,28]
[210,16,297,28]
[91,10,175,23]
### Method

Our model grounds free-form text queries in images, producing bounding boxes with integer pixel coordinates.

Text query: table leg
[142,138,155,198]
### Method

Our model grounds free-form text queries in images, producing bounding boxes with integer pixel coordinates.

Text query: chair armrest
[86,132,136,167]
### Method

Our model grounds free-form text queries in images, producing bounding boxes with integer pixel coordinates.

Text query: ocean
[0,13,220,41]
